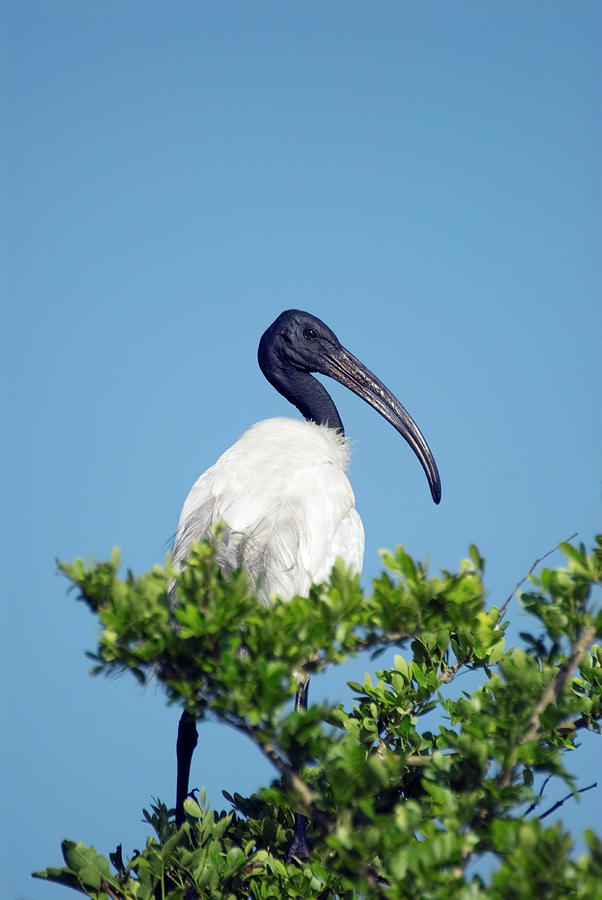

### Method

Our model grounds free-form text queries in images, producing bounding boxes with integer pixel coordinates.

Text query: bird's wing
[172,461,362,605]
[172,476,219,568]
[220,462,363,603]
[171,419,364,604]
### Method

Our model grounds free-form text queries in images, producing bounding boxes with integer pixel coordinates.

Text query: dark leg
[294,675,310,713]
[175,710,198,826]
[285,676,311,862]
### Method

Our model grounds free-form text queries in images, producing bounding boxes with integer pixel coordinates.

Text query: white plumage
[173,417,364,604]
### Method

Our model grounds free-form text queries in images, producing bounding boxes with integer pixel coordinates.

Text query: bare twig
[404,754,440,767]
[497,623,597,788]
[217,711,334,833]
[523,775,552,816]
[100,882,124,900]
[441,659,464,683]
[499,532,578,618]
[523,624,597,745]
[538,782,597,821]
[374,741,451,767]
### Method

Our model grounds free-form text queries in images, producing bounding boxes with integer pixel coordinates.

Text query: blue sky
[2,3,600,898]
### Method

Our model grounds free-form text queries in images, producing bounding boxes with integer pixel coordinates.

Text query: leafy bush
[35,537,602,898]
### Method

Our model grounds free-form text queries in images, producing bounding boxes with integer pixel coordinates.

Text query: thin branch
[216,710,335,833]
[441,659,464,683]
[523,775,552,816]
[353,630,415,649]
[523,623,597,746]
[100,882,124,900]
[499,532,578,618]
[374,742,449,767]
[291,631,419,683]
[497,623,597,789]
[404,754,442,767]
[538,782,597,821]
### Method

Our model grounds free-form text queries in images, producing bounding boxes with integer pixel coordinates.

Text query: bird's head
[258,309,343,376]
[258,309,441,505]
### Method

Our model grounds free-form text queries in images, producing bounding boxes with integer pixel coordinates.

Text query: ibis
[171,309,440,859]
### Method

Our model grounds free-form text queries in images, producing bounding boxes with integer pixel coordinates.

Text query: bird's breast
[173,418,364,603]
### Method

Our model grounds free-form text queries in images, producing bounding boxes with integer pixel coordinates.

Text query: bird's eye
[303,327,318,341]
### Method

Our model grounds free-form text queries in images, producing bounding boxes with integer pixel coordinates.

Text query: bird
[170,309,441,859]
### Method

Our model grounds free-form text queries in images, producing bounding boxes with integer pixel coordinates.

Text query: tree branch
[216,710,335,833]
[538,782,597,821]
[497,623,597,788]
[523,623,597,746]
[441,659,464,683]
[499,532,578,618]
[523,775,552,816]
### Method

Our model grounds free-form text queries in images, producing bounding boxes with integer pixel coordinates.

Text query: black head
[257,309,441,504]
[258,309,343,377]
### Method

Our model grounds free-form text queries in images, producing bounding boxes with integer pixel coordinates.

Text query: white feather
[173,417,364,604]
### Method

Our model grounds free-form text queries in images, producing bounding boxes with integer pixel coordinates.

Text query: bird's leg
[175,710,198,826]
[294,674,310,713]
[285,674,311,862]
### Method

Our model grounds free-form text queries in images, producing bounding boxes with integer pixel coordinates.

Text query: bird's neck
[265,367,344,433]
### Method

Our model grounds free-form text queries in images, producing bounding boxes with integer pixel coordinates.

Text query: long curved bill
[321,345,441,504]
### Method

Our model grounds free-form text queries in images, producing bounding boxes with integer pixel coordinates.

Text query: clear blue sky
[2,3,600,898]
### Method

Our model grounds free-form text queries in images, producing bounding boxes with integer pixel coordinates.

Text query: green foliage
[35,537,602,898]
